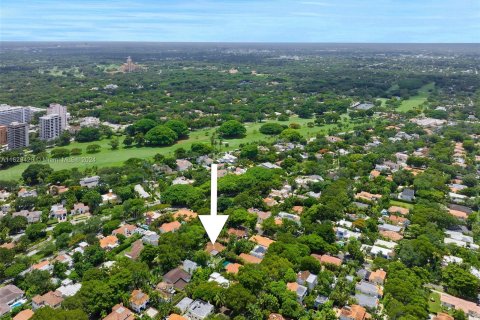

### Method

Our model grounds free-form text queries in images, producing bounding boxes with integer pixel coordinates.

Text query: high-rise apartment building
[0,126,7,145]
[39,114,62,141]
[0,105,31,126]
[7,122,29,150]
[47,103,67,129]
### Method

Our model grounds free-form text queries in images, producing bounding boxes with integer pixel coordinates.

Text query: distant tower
[7,122,29,150]
[47,103,67,130]
[39,114,62,141]
[126,56,134,72]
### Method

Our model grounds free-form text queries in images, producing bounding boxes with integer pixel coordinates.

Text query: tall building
[0,126,7,145]
[0,105,31,126]
[39,114,62,141]
[7,122,29,150]
[47,103,67,130]
[120,56,140,72]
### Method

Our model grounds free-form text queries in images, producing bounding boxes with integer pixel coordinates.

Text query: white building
[47,103,68,129]
[39,114,62,141]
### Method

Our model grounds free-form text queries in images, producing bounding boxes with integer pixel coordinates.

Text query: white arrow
[199,163,228,244]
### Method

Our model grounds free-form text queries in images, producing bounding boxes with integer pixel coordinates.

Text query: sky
[0,0,479,43]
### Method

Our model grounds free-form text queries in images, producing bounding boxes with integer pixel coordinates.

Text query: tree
[81,190,102,210]
[145,125,178,146]
[25,223,47,241]
[130,118,158,135]
[86,144,101,153]
[240,144,258,160]
[76,127,101,142]
[224,284,256,314]
[123,136,133,147]
[22,164,53,185]
[57,131,72,146]
[74,280,115,317]
[31,307,88,320]
[217,120,246,138]
[53,222,73,237]
[108,138,119,150]
[191,142,213,155]
[443,264,480,300]
[279,128,303,142]
[165,120,189,138]
[260,123,284,135]
[162,184,204,206]
[20,269,55,296]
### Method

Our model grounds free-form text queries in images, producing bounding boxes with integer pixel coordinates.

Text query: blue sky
[1,0,479,42]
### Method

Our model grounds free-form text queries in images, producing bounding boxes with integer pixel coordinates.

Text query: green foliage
[22,164,53,185]
[217,120,246,138]
[76,127,101,143]
[165,120,189,138]
[145,125,178,146]
[260,123,284,135]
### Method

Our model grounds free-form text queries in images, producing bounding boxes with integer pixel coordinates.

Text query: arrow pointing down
[199,163,228,244]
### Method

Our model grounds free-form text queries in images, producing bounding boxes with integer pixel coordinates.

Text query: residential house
[339,305,369,320]
[239,253,262,264]
[297,271,318,290]
[176,159,193,172]
[17,188,37,198]
[185,299,214,320]
[12,309,34,320]
[173,209,197,222]
[99,235,119,250]
[142,231,159,246]
[134,184,150,198]
[103,304,135,320]
[113,224,137,237]
[159,221,181,233]
[287,282,307,303]
[355,191,382,202]
[440,292,480,318]
[130,289,149,313]
[32,291,63,310]
[101,190,119,204]
[368,269,387,285]
[12,210,41,223]
[79,176,100,188]
[398,188,415,202]
[163,267,192,290]
[31,260,52,272]
[70,203,89,215]
[311,254,342,267]
[225,263,242,275]
[125,240,144,260]
[205,242,226,256]
[0,285,24,316]
[182,260,198,274]
[50,204,67,222]
[208,272,229,287]
[156,282,175,301]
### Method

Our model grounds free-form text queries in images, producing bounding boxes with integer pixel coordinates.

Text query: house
[176,159,193,172]
[142,230,159,246]
[163,267,192,290]
[339,305,369,320]
[208,272,229,287]
[172,176,195,185]
[80,176,100,188]
[378,223,402,233]
[129,289,149,313]
[125,240,144,260]
[218,153,237,164]
[49,185,69,196]
[205,242,226,255]
[12,210,41,223]
[32,291,63,310]
[297,271,318,290]
[185,299,214,320]
[17,188,37,198]
[71,203,89,215]
[355,281,382,297]
[355,191,382,202]
[388,206,410,216]
[225,263,242,274]
[182,260,198,274]
[440,292,480,317]
[101,190,119,204]
[368,269,386,285]
[433,313,454,320]
[175,297,193,314]
[336,227,361,240]
[173,209,197,221]
[31,260,52,272]
[259,162,281,169]
[268,314,286,320]
[134,184,150,198]
[156,282,175,301]
[56,281,81,297]
[12,309,34,320]
[263,197,278,207]
[249,235,275,248]
[227,228,248,238]
[0,190,10,201]
[239,253,262,264]
[99,235,119,250]
[398,188,415,202]
[287,282,307,303]
[168,314,187,320]
[50,204,67,222]
[448,208,467,220]
[354,293,378,308]
[0,285,24,316]
[311,254,342,267]
[442,255,463,266]
[113,224,138,237]
[159,221,181,233]
[103,304,135,320]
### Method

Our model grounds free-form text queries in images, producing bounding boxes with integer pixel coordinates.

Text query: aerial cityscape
[0,1,479,320]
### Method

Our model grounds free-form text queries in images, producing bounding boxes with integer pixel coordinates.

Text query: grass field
[396,82,435,112]
[0,115,362,180]
[428,292,442,313]
[389,200,414,209]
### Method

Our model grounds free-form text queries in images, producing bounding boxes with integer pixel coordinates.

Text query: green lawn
[428,292,442,313]
[396,82,435,112]
[0,115,362,180]
[389,200,414,209]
